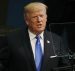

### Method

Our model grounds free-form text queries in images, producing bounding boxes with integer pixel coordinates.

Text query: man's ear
[46,14,47,19]
[24,14,29,25]
[25,21,29,25]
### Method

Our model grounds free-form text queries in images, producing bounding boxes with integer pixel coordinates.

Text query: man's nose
[37,16,42,22]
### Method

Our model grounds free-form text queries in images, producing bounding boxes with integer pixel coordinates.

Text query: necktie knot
[36,35,40,40]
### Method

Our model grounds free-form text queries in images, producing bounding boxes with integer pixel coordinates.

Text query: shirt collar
[28,29,44,40]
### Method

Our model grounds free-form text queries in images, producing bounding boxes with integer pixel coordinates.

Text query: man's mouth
[37,25,42,28]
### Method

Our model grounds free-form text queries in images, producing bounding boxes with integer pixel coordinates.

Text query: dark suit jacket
[0,28,69,71]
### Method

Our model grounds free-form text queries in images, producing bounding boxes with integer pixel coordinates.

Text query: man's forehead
[28,5,46,12]
[28,7,46,15]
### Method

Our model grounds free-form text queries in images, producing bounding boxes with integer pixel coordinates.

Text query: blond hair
[24,2,48,16]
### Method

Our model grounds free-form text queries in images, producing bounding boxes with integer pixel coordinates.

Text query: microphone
[50,53,75,59]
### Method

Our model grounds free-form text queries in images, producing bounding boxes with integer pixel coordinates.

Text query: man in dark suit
[0,2,70,71]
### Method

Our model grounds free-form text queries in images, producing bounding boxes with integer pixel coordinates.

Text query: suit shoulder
[45,30,61,40]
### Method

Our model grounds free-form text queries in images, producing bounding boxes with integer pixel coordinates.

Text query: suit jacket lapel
[41,31,55,71]
[21,29,36,71]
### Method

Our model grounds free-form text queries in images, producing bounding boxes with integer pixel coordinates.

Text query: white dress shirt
[28,29,44,59]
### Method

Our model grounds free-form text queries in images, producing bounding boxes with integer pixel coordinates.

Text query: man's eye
[32,16,37,18]
[40,15,43,17]
[33,17,39,20]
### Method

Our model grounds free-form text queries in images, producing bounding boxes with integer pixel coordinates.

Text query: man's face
[25,8,47,35]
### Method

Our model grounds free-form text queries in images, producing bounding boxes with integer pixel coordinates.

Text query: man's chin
[37,30,44,33]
